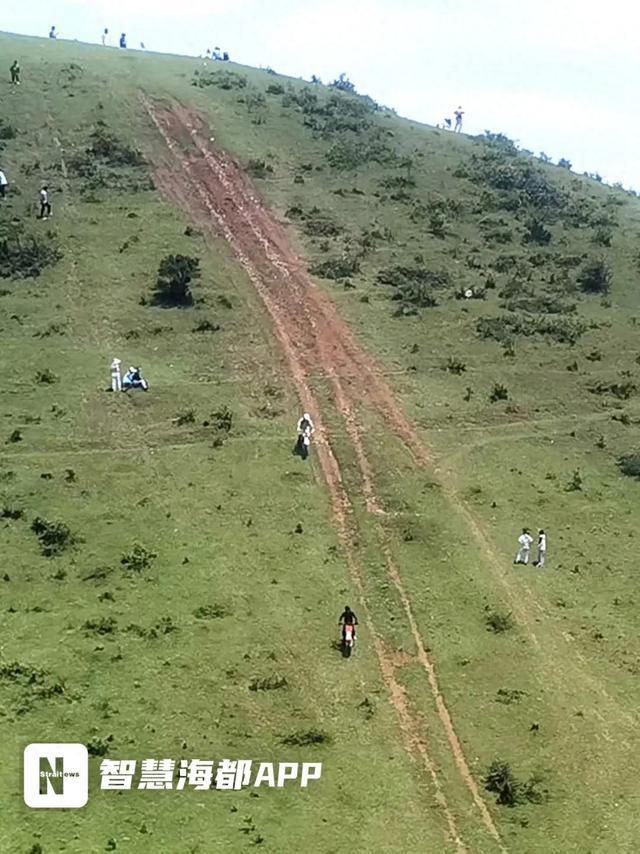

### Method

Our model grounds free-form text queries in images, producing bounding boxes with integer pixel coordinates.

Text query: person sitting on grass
[122,366,149,391]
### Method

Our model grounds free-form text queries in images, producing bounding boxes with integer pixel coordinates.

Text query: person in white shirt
[101,28,109,46]
[0,169,8,198]
[110,358,122,392]
[39,186,52,219]
[514,528,533,564]
[534,529,547,568]
[454,106,464,132]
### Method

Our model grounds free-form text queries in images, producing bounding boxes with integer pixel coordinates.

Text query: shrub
[485,759,547,807]
[266,83,284,95]
[211,406,233,433]
[592,227,613,247]
[281,729,331,746]
[310,256,360,279]
[566,469,583,492]
[577,258,612,295]
[523,218,552,245]
[83,617,117,635]
[246,158,274,178]
[193,604,229,619]
[617,454,640,479]
[153,254,200,307]
[88,128,144,168]
[31,517,77,557]
[0,119,17,140]
[121,544,156,572]
[588,380,635,400]
[476,314,587,345]
[445,357,466,375]
[489,383,509,403]
[485,610,513,633]
[484,760,520,806]
[6,429,23,444]
[174,409,195,426]
[35,369,57,384]
[249,675,288,691]
[195,70,247,90]
[0,232,62,279]
[1,506,24,520]
[428,210,447,237]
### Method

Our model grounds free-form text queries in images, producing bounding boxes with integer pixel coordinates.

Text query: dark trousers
[40,202,51,218]
[0,185,5,198]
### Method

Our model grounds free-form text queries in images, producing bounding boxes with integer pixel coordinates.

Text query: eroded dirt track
[142,95,504,851]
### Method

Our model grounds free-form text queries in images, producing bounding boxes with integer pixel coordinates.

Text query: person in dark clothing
[119,33,127,48]
[338,606,358,641]
[49,26,57,39]
[10,60,20,84]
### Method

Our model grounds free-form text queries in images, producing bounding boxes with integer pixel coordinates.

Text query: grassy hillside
[2,31,640,854]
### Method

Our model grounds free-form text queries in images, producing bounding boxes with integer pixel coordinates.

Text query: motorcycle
[342,623,355,658]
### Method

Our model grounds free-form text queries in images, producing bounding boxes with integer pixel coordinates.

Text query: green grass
[2,30,640,853]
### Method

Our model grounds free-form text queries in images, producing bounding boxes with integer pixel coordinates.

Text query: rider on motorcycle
[297,412,315,437]
[338,605,358,642]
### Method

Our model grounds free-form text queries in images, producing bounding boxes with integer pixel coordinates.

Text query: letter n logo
[40,756,64,795]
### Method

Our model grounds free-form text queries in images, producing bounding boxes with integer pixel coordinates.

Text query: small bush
[523,217,552,245]
[484,759,547,807]
[193,604,229,619]
[281,729,331,746]
[121,544,156,572]
[35,368,57,384]
[246,158,273,179]
[211,406,233,433]
[577,258,612,295]
[617,454,640,479]
[1,506,24,520]
[310,256,360,280]
[6,429,23,444]
[153,254,200,307]
[445,357,466,375]
[174,409,195,426]
[489,383,509,403]
[31,517,77,557]
[485,610,514,633]
[192,319,221,333]
[249,675,288,691]
[565,469,583,492]
[266,83,284,95]
[0,233,63,279]
[195,70,247,90]
[83,617,117,635]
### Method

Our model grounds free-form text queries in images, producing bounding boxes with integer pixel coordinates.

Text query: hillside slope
[2,32,640,854]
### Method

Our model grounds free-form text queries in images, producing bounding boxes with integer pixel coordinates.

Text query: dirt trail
[143,94,507,851]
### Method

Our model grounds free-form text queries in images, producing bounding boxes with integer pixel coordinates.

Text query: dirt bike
[342,623,356,658]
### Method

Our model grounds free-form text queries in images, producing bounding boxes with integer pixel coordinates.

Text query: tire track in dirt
[143,93,506,851]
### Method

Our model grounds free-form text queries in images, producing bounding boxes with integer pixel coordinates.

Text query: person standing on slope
[39,186,52,219]
[454,106,464,132]
[0,169,8,198]
[10,60,20,85]
[534,529,547,567]
[514,528,534,565]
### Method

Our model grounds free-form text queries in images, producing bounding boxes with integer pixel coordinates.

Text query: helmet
[303,412,311,421]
